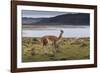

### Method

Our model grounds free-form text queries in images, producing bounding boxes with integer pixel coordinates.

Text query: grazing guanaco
[41,30,64,54]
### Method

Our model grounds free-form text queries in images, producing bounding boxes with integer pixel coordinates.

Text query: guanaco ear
[61,30,64,33]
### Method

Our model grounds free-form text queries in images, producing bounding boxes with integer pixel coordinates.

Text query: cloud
[22,10,75,18]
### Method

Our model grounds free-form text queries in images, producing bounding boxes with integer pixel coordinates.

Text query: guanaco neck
[57,31,63,40]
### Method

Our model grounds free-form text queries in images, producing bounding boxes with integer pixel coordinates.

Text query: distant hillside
[22,13,90,25]
[22,17,47,24]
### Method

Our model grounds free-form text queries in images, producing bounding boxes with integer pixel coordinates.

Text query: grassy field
[22,37,90,62]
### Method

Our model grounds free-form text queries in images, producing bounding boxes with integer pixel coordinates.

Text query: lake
[22,26,90,38]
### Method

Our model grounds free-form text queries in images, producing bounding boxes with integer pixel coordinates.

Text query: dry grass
[22,37,90,62]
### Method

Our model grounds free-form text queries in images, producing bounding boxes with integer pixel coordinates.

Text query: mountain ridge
[22,13,90,25]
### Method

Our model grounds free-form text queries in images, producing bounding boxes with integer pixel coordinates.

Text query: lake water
[22,26,90,38]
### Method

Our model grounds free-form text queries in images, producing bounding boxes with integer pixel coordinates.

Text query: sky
[22,10,74,18]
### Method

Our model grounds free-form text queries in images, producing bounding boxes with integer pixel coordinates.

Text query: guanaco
[41,30,64,54]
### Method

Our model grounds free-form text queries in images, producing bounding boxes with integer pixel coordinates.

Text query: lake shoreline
[22,25,89,30]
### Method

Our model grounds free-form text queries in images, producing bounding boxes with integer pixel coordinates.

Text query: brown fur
[41,30,64,48]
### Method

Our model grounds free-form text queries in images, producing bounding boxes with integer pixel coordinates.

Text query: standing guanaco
[41,30,64,54]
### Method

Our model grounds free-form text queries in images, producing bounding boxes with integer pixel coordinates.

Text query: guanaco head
[60,30,64,33]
